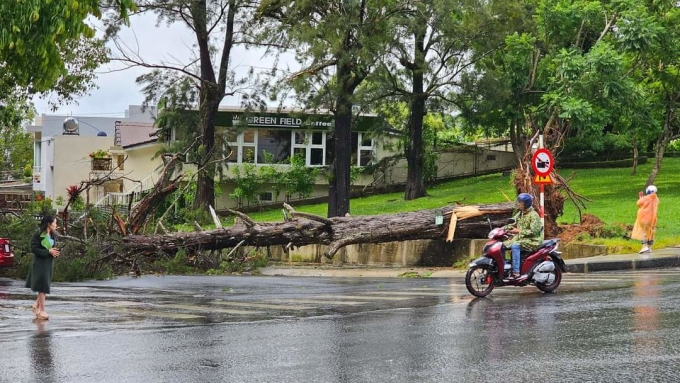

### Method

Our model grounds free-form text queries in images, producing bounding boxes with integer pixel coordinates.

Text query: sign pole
[531,135,552,240]
[539,135,545,235]
[539,183,545,236]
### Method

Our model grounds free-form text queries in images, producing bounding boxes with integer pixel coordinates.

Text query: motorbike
[464,219,566,297]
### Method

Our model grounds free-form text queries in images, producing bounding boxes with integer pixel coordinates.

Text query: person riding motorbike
[503,193,543,280]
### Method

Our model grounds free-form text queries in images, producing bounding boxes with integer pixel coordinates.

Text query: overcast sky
[33,12,294,118]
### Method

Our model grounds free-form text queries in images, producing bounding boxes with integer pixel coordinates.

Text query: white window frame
[356,132,374,167]
[292,130,326,167]
[225,129,334,167]
[226,129,257,164]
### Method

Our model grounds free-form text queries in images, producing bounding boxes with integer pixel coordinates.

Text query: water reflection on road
[1,271,680,382]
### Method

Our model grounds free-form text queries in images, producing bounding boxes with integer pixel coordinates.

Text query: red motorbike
[464,222,566,297]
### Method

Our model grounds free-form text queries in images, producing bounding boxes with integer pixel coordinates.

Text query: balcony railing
[91,158,112,171]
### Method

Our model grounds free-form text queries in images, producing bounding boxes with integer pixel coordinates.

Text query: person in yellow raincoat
[631,185,659,254]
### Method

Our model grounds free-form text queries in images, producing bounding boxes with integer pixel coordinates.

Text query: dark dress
[25,231,55,294]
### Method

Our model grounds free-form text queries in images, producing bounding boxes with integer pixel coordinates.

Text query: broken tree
[117,202,515,259]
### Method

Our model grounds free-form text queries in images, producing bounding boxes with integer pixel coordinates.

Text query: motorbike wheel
[536,266,562,293]
[465,266,495,297]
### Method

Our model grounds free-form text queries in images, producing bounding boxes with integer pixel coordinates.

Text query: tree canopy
[0,0,134,93]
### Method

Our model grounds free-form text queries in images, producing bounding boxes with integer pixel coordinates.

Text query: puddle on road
[119,308,204,320]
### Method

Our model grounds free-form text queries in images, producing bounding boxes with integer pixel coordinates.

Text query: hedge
[559,157,648,169]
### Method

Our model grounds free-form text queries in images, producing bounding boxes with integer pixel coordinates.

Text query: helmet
[646,185,658,195]
[517,193,533,209]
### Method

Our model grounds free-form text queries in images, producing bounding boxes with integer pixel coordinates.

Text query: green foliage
[0,1,133,110]
[28,195,55,215]
[230,163,261,207]
[285,153,318,200]
[561,133,634,161]
[0,100,34,173]
[206,251,269,275]
[258,156,286,202]
[158,249,194,275]
[241,158,680,254]
[596,224,627,239]
[89,149,109,159]
[53,244,113,282]
[423,150,439,186]
[0,211,113,281]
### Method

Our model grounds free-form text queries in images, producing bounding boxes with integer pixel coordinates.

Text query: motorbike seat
[518,239,560,258]
[538,239,559,249]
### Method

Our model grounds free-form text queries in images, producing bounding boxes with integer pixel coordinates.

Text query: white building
[27,105,157,202]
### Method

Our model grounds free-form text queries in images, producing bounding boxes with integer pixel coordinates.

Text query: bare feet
[36,311,49,320]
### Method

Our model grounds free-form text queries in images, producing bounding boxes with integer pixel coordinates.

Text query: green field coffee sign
[214,110,378,132]
[232,114,333,128]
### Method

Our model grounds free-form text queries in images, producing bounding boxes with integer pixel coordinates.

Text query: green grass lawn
[223,157,680,254]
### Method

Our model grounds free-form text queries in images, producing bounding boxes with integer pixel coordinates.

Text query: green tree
[369,0,504,200]
[0,0,134,93]
[256,0,402,217]
[0,96,34,175]
[106,0,247,211]
[621,1,680,186]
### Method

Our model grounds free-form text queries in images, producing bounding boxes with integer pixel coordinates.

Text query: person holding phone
[25,215,60,320]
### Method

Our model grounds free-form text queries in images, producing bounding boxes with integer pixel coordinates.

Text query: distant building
[27,105,156,204]
[28,105,515,212]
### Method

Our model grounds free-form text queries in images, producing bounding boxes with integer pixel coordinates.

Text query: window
[293,131,326,166]
[116,155,125,170]
[259,191,273,202]
[224,129,256,163]
[257,129,291,163]
[351,132,374,167]
[222,128,347,168]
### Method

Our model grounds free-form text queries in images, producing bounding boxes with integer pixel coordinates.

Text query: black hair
[39,215,57,233]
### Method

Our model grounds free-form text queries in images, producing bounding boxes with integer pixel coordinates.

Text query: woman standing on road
[25,215,60,320]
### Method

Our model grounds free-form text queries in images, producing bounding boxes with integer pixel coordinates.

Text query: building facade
[29,106,516,212]
[27,105,156,205]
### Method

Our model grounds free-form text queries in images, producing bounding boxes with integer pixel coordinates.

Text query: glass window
[359,150,372,167]
[257,129,291,163]
[311,132,323,145]
[243,147,255,163]
[243,129,255,144]
[350,132,374,167]
[226,144,238,163]
[294,147,306,162]
[294,131,306,145]
[225,130,238,143]
[310,148,324,166]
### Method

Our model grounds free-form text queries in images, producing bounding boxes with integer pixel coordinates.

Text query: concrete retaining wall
[259,238,606,267]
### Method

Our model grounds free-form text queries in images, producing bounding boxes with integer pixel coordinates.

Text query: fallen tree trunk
[118,202,515,259]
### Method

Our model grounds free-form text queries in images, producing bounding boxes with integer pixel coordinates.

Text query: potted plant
[90,149,112,170]
[89,149,110,159]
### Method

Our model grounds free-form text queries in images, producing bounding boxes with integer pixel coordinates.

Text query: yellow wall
[120,144,164,192]
[52,136,115,205]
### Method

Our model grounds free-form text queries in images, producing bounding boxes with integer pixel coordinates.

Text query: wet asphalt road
[1,270,680,382]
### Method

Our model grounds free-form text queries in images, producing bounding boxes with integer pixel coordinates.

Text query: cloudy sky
[33,11,295,118]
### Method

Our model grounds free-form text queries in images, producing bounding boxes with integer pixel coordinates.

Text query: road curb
[566,255,680,273]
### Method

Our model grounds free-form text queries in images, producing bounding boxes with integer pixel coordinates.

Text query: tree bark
[631,136,638,176]
[404,24,427,201]
[646,107,675,187]
[119,202,514,259]
[328,62,356,218]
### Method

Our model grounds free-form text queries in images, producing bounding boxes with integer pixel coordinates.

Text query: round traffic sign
[531,148,554,176]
